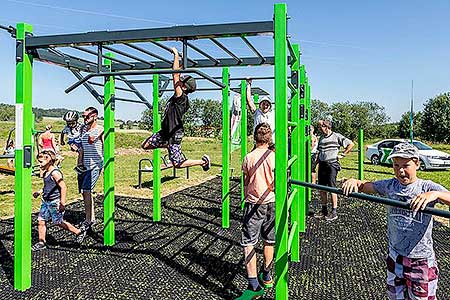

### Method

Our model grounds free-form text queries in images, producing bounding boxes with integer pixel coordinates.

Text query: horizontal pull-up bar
[289,180,450,219]
[65,68,225,94]
[161,87,223,92]
[87,81,135,93]
[113,97,151,108]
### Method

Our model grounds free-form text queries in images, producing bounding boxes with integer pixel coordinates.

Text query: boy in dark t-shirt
[142,47,210,171]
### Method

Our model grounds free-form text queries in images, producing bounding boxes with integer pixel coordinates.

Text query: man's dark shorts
[317,160,341,187]
[241,202,275,247]
[146,130,187,166]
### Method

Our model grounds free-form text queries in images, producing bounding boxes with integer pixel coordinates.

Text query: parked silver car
[365,139,450,171]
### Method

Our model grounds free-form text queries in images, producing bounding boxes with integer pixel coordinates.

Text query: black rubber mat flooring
[0,177,449,299]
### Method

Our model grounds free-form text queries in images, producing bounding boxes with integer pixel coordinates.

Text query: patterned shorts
[38,199,64,225]
[146,131,187,166]
[386,249,439,300]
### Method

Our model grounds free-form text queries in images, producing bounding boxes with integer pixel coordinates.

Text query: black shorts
[317,160,341,187]
[241,202,275,246]
[311,153,318,172]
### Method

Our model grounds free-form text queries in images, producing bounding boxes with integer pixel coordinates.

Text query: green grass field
[0,120,449,221]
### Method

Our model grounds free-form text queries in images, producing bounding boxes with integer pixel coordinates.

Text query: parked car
[365,139,450,171]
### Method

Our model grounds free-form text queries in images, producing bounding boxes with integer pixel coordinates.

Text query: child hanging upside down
[141,47,210,171]
[342,142,450,300]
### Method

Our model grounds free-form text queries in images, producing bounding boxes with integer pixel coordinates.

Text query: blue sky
[1,0,449,122]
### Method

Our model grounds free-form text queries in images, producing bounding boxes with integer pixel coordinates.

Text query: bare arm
[245,79,257,114]
[171,47,183,97]
[99,127,104,144]
[342,179,377,195]
[38,134,43,147]
[60,132,65,146]
[411,191,450,212]
[343,141,355,156]
[52,171,67,212]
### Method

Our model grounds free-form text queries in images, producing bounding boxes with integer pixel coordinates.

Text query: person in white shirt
[245,78,275,145]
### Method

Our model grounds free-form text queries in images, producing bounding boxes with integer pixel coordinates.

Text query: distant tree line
[137,93,450,143]
[3,91,450,143]
[397,93,450,143]
[0,102,82,123]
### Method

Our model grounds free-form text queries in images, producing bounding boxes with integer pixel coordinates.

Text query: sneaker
[32,241,47,252]
[325,212,338,221]
[314,211,328,219]
[258,272,274,289]
[79,220,96,232]
[201,154,211,171]
[75,230,86,244]
[234,288,264,300]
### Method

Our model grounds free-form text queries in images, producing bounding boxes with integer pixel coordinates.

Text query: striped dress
[80,125,104,170]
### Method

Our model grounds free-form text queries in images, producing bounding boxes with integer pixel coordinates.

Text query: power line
[5,0,175,25]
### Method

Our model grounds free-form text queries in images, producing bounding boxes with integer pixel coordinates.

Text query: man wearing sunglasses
[78,107,104,231]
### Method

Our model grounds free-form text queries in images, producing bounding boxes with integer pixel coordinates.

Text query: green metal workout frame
[10,4,311,298]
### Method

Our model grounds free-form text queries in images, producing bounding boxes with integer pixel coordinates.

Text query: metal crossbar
[150,41,197,66]
[102,45,155,67]
[123,43,173,65]
[71,46,134,67]
[210,38,243,64]
[113,96,151,107]
[65,68,226,94]
[87,81,134,92]
[241,36,266,63]
[70,70,103,104]
[186,41,220,65]
[289,180,450,219]
[118,76,150,106]
[25,21,274,49]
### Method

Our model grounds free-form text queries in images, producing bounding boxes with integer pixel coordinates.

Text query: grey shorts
[241,202,275,247]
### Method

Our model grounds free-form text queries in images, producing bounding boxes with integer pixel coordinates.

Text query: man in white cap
[246,79,275,144]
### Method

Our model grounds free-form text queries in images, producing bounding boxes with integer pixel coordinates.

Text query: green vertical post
[221,67,230,228]
[240,80,248,203]
[152,74,161,222]
[274,3,289,299]
[298,65,307,233]
[14,22,33,291]
[103,53,115,246]
[290,44,301,262]
[253,93,259,105]
[358,128,364,180]
[305,77,312,209]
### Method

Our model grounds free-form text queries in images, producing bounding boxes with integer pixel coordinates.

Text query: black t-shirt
[160,93,189,140]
